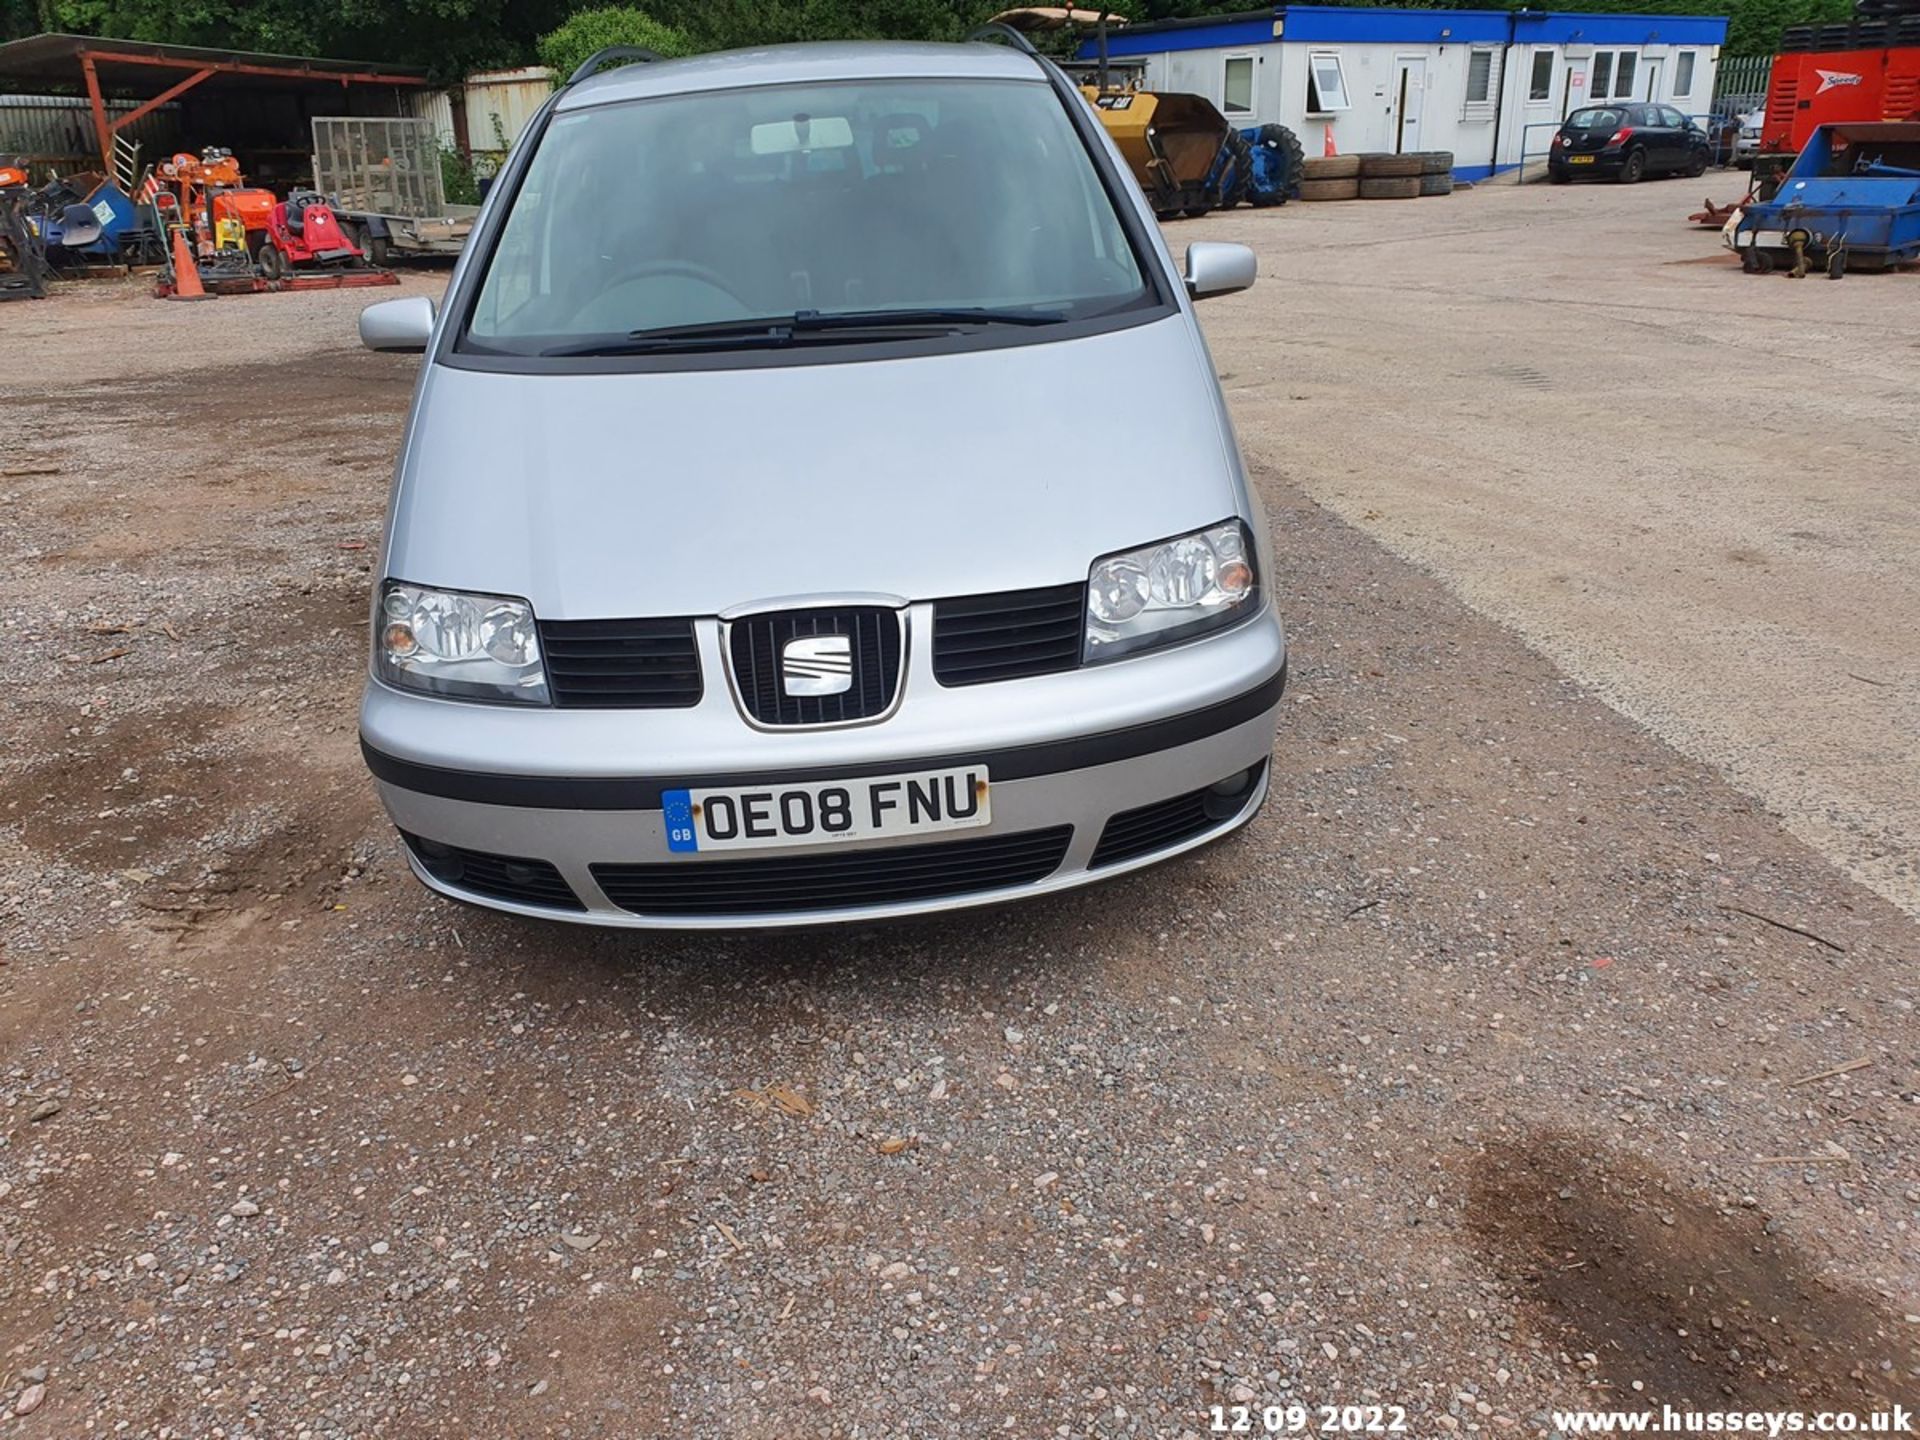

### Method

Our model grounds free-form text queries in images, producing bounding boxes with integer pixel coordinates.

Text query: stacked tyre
[1357,152,1422,198]
[1413,151,1455,196]
[1297,153,1360,201]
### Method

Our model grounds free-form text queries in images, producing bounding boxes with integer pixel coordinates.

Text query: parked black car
[1549,104,1711,183]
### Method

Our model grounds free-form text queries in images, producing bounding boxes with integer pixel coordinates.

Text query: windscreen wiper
[543,306,1068,357]
[789,306,1068,330]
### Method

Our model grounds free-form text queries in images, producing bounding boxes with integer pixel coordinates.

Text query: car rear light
[1551,131,1566,147]
[1608,127,1635,145]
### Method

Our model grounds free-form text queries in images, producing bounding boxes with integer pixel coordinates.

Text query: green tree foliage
[6,0,1861,82]
[26,0,575,77]
[535,5,693,80]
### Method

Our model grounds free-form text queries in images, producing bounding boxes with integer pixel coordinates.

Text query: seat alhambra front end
[356,38,1286,927]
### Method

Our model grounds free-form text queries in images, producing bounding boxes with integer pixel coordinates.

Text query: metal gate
[311,116,446,219]
[1713,53,1774,111]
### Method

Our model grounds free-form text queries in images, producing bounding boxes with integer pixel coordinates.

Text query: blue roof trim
[1080,6,1727,58]
[1098,14,1276,56]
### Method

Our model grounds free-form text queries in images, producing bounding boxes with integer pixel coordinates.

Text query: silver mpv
[357,37,1287,928]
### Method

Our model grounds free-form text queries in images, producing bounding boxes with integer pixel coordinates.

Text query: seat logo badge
[781,634,853,697]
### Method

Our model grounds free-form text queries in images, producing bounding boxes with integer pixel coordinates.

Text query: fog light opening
[1201,763,1265,820]
[412,836,466,883]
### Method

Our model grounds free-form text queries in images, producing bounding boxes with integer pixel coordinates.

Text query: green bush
[537,7,696,81]
[439,144,481,206]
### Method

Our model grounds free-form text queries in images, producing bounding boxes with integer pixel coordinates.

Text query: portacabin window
[1306,52,1350,113]
[1529,50,1554,101]
[1463,46,1500,117]
[1223,54,1254,114]
[1674,50,1696,97]
[1614,50,1638,99]
[1466,48,1496,105]
[1589,50,1614,101]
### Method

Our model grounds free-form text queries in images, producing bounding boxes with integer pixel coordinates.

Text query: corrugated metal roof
[0,32,428,91]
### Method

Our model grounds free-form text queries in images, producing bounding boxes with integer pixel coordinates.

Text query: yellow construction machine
[989,7,1251,218]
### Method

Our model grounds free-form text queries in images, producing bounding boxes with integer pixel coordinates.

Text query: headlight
[1085,520,1258,661]
[377,581,549,704]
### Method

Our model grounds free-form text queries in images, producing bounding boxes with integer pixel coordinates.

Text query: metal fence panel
[311,116,447,218]
[1713,54,1774,107]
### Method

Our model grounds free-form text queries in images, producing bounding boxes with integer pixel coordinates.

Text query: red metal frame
[75,46,425,170]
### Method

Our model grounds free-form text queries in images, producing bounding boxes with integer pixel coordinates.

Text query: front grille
[931,583,1084,686]
[401,832,585,911]
[592,825,1073,917]
[1089,762,1267,869]
[539,617,702,709]
[728,606,901,726]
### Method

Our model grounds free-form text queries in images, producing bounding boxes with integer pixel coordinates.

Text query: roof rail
[566,45,667,87]
[966,22,1041,55]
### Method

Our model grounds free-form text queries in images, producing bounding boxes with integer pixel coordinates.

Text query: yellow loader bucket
[1082,86,1233,218]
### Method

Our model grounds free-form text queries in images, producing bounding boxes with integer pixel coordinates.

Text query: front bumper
[360,606,1288,928]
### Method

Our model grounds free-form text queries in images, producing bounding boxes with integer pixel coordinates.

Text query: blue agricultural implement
[1733,121,1920,275]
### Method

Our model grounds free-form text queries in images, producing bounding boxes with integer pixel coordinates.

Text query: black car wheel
[1619,148,1647,183]
[1549,168,1571,185]
[1686,151,1708,178]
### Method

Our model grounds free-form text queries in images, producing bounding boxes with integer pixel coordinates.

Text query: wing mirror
[360,295,436,353]
[1183,241,1257,300]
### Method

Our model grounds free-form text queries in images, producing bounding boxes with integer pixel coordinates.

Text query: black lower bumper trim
[362,658,1286,812]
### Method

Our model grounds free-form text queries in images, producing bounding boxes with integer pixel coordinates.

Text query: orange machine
[140,149,275,256]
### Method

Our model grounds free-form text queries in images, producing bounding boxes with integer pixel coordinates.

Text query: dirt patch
[1466,1132,1918,1413]
[0,697,375,911]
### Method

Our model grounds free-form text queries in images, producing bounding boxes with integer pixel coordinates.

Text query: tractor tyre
[257,244,285,280]
[1250,123,1306,204]
[1301,154,1360,181]
[1359,176,1423,199]
[1412,150,1455,174]
[1418,172,1455,197]
[1360,153,1424,179]
[1298,177,1361,201]
[1222,130,1256,209]
[1183,204,1214,219]
[366,233,393,268]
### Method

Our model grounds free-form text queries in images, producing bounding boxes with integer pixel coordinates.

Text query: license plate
[662,765,990,854]
[1570,155,1596,164]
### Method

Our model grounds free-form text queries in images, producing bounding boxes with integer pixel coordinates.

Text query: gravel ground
[1,202,1916,1439]
[1191,179,1920,919]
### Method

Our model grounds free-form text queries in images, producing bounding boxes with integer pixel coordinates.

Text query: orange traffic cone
[1324,126,1338,157]
[165,228,213,302]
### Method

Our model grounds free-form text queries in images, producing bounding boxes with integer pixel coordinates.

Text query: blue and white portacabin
[1078,4,1730,182]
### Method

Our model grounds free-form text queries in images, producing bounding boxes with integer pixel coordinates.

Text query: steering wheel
[601,259,750,309]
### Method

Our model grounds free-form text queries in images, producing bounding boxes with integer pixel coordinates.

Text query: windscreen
[464,76,1151,353]
[1566,108,1624,131]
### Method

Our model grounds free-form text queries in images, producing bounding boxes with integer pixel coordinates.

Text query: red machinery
[1762,17,1920,153]
[140,149,275,256]
[257,190,373,278]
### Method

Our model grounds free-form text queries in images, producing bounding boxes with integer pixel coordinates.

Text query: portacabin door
[1394,56,1427,153]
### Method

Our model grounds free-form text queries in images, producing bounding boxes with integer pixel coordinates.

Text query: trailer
[310,116,477,261]
[1733,121,1920,274]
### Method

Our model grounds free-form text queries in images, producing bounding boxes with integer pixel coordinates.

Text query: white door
[1642,57,1662,101]
[1394,57,1427,153]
